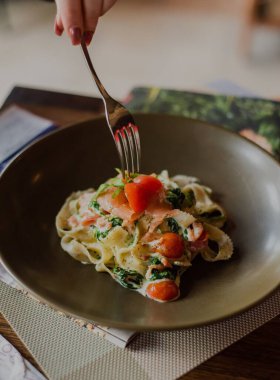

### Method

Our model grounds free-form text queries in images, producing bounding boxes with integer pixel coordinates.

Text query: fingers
[82,0,102,45]
[101,0,118,16]
[55,0,83,45]
[54,0,118,46]
[54,14,64,36]
[83,31,94,46]
[82,0,118,44]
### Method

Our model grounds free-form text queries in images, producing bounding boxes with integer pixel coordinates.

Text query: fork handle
[80,40,111,101]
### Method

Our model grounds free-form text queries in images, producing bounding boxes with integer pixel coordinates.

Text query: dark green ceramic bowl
[0,114,279,330]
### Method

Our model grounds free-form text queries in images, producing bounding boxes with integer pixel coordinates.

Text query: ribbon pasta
[56,171,233,302]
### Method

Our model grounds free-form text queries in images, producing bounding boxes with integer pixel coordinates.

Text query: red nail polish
[83,31,94,46]
[55,22,63,36]
[69,27,81,45]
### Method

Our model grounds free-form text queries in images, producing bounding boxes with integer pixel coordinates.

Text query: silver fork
[80,39,141,178]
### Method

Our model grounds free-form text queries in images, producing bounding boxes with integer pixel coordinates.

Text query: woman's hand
[54,0,117,46]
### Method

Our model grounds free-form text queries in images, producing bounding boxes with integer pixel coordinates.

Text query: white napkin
[0,334,47,380]
[0,105,137,348]
[0,105,54,167]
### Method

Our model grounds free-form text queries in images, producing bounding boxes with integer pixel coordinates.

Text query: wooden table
[0,86,279,380]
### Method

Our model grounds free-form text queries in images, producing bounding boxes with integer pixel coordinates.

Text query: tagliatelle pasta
[56,170,233,302]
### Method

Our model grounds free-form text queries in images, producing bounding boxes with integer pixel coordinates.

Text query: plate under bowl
[0,114,279,330]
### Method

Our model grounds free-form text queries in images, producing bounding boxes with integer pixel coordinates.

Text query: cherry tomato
[134,175,163,195]
[156,232,185,258]
[124,175,163,213]
[124,182,149,212]
[146,280,179,301]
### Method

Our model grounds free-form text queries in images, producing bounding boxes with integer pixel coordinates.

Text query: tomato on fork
[124,182,149,212]
[134,175,163,195]
[124,175,163,213]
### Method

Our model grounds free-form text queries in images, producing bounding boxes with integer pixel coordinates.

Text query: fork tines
[114,123,141,178]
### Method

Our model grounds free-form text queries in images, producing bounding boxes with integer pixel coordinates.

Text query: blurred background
[0,0,280,105]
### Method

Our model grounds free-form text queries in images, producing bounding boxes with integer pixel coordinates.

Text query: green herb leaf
[115,168,122,176]
[167,217,180,233]
[183,229,188,240]
[92,217,123,240]
[94,183,110,200]
[110,217,123,227]
[149,268,177,281]
[93,228,110,240]
[112,187,123,199]
[166,188,185,209]
[89,200,100,210]
[109,176,125,188]
[89,200,105,216]
[184,190,195,208]
[112,267,143,289]
[149,256,162,265]
[115,168,139,180]
[129,173,140,179]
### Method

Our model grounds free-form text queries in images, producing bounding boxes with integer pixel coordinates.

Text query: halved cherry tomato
[134,175,163,195]
[156,232,185,258]
[124,175,163,213]
[146,280,179,301]
[124,182,149,212]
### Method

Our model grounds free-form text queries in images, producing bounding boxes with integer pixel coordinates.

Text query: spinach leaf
[167,217,180,233]
[88,200,105,216]
[89,199,100,210]
[95,229,110,240]
[183,229,188,240]
[110,217,123,227]
[166,188,185,209]
[184,190,195,208]
[92,217,123,241]
[149,256,162,265]
[149,268,177,281]
[112,267,143,289]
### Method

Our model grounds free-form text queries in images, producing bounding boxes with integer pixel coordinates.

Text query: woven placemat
[1,281,279,380]
[1,84,280,379]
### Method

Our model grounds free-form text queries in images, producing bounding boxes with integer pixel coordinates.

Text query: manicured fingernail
[69,27,81,45]
[55,22,63,36]
[83,31,94,46]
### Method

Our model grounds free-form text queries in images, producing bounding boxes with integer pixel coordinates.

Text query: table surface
[0,86,279,380]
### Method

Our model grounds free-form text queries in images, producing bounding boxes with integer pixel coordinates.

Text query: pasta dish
[56,170,233,302]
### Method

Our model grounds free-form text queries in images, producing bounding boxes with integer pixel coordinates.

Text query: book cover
[126,87,280,159]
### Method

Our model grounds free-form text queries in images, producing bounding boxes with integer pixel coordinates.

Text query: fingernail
[55,22,63,36]
[83,31,94,46]
[69,27,81,45]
